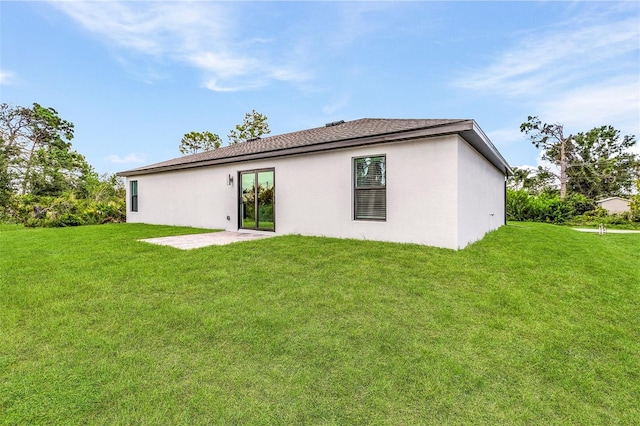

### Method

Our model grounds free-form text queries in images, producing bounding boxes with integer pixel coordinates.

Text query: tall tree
[566,126,638,199]
[520,116,571,200]
[520,116,638,200]
[0,102,87,197]
[228,109,270,144]
[179,131,222,155]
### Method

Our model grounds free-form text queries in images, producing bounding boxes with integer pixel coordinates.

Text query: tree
[0,102,84,196]
[1,103,127,226]
[0,146,12,207]
[566,126,638,199]
[520,116,571,200]
[179,110,270,154]
[507,166,556,195]
[520,116,638,201]
[179,131,222,155]
[227,109,270,144]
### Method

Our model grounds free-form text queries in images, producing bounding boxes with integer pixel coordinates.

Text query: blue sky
[1,1,638,174]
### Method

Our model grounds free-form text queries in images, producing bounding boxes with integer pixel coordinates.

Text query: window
[354,155,386,220]
[130,180,138,212]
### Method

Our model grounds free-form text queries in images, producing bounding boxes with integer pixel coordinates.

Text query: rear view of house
[118,118,511,249]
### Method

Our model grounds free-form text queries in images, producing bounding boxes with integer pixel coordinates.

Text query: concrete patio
[139,231,276,250]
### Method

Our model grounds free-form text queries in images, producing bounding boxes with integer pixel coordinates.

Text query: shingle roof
[118,118,510,176]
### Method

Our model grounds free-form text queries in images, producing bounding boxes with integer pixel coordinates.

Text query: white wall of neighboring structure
[597,197,631,214]
[456,137,506,249]
[126,134,504,249]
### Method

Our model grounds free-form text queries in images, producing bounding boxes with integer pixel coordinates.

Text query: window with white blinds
[354,155,386,220]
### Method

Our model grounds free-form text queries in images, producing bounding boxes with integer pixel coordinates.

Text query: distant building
[596,197,631,214]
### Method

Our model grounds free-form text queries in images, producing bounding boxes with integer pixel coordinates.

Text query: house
[118,118,512,250]
[596,197,631,214]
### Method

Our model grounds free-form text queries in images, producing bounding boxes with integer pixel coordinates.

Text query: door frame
[238,168,276,232]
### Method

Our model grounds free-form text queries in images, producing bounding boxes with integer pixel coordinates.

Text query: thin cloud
[48,1,307,92]
[486,128,525,149]
[187,52,255,80]
[540,76,640,135]
[455,16,639,95]
[0,69,15,85]
[456,7,640,139]
[322,94,351,115]
[104,153,146,164]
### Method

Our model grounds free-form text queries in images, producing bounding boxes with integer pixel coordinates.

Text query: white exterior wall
[126,134,504,249]
[456,137,506,249]
[273,135,459,248]
[125,166,237,229]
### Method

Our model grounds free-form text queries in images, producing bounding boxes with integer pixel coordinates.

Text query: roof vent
[325,120,345,127]
[246,137,260,142]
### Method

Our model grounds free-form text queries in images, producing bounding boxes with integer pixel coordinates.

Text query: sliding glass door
[240,169,275,231]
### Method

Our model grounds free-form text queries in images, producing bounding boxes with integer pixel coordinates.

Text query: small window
[354,155,386,220]
[130,180,138,212]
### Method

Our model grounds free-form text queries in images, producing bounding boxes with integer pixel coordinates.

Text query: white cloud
[104,153,146,164]
[486,128,525,149]
[322,94,351,115]
[456,7,640,141]
[455,15,639,96]
[540,76,640,136]
[202,78,257,93]
[0,69,15,85]
[49,1,307,91]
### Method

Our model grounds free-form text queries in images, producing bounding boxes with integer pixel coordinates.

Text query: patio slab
[140,231,276,250]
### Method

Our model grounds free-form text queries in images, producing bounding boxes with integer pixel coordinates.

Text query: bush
[1,173,126,228]
[565,193,596,215]
[3,192,125,227]
[630,180,640,222]
[506,189,531,221]
[507,190,575,224]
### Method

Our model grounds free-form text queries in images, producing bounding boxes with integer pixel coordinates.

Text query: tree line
[1,103,271,227]
[0,103,125,227]
[509,116,640,224]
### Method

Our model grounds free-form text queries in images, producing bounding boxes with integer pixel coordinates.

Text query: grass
[1,222,639,424]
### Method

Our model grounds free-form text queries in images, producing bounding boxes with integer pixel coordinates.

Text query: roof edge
[118,119,478,177]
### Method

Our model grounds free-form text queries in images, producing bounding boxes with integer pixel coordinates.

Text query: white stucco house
[596,197,631,214]
[118,118,511,250]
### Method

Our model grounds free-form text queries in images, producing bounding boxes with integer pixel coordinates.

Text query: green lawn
[1,223,639,424]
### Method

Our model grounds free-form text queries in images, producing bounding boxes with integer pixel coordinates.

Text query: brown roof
[118,118,511,176]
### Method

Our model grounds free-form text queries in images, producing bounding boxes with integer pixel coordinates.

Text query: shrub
[630,180,640,222]
[507,190,575,224]
[506,189,531,222]
[565,193,596,215]
[3,191,125,227]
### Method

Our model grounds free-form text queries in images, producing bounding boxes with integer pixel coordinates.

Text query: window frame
[353,154,386,221]
[130,180,138,212]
